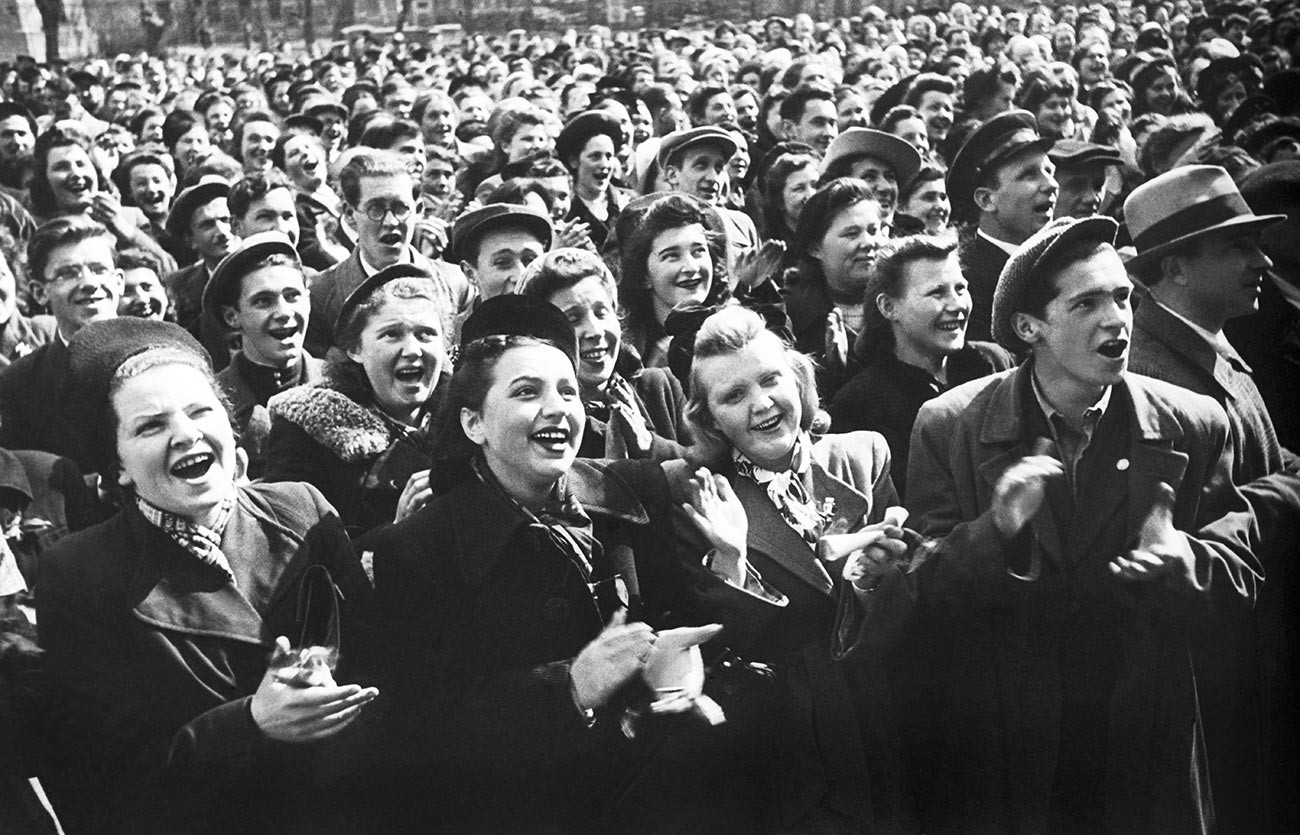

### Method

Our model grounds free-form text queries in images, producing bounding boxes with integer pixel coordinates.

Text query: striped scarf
[733,433,822,549]
[136,492,237,583]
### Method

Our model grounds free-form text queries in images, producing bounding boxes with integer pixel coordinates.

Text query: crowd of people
[1,0,1299,831]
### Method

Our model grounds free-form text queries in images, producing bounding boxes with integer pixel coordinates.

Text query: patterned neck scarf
[136,491,237,584]
[733,432,821,549]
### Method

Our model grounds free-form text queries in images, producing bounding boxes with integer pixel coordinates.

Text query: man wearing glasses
[307,150,470,355]
[0,217,122,471]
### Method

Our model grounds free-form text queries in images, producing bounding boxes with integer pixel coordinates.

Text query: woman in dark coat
[683,306,921,834]
[263,264,447,537]
[36,318,377,835]
[367,296,785,833]
[520,246,689,461]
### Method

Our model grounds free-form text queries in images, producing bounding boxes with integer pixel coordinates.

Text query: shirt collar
[1030,364,1111,430]
[358,244,413,277]
[1153,300,1243,364]
[978,228,1020,256]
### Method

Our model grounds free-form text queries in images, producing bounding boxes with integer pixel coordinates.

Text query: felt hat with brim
[555,110,625,170]
[1239,160,1300,214]
[869,74,916,127]
[1048,139,1124,170]
[991,215,1119,352]
[1123,164,1285,272]
[202,231,300,318]
[298,93,348,119]
[165,176,230,239]
[947,109,1054,225]
[657,126,738,170]
[449,204,554,265]
[821,127,922,185]
[457,294,577,366]
[67,318,211,474]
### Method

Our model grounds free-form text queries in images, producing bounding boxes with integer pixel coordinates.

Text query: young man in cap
[659,126,761,270]
[1049,140,1125,219]
[0,218,123,470]
[308,150,468,354]
[450,203,552,301]
[948,109,1058,342]
[907,215,1259,832]
[206,232,322,478]
[163,176,239,338]
[1125,164,1300,832]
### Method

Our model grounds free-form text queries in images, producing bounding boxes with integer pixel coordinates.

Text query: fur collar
[268,384,392,463]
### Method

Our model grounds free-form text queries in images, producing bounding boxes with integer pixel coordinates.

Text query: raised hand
[681,468,749,583]
[734,239,786,291]
[570,608,657,710]
[991,454,1064,537]
[824,309,848,369]
[1109,482,1190,582]
[394,469,432,522]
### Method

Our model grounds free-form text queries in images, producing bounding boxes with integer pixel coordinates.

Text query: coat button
[1116,458,1130,471]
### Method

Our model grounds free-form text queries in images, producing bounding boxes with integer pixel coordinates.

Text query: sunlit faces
[423,158,456,201]
[1035,94,1074,139]
[837,92,869,131]
[389,133,426,180]
[459,343,586,504]
[350,173,417,268]
[235,187,300,246]
[734,93,759,132]
[915,89,954,145]
[346,294,447,425]
[978,149,1058,243]
[420,98,457,146]
[30,235,123,338]
[1098,88,1132,126]
[506,123,551,163]
[548,275,621,394]
[173,124,212,173]
[666,144,729,204]
[789,98,839,153]
[282,133,326,191]
[128,162,174,220]
[114,362,237,521]
[0,255,16,323]
[1172,229,1275,323]
[46,144,99,213]
[240,119,279,171]
[901,178,951,235]
[222,263,309,368]
[1215,80,1247,121]
[1078,42,1111,85]
[202,100,234,135]
[457,93,492,127]
[462,227,546,299]
[878,253,970,366]
[727,132,750,185]
[118,266,168,320]
[1144,67,1180,114]
[703,92,738,126]
[384,88,416,120]
[0,115,34,160]
[781,163,819,228]
[188,197,238,262]
[647,222,714,321]
[1054,166,1110,219]
[891,116,930,155]
[849,155,899,221]
[1013,245,1133,400]
[809,199,886,301]
[575,134,616,196]
[696,335,803,471]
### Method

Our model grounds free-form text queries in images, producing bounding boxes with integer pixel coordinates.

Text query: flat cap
[165,175,230,239]
[1048,140,1124,170]
[202,231,301,317]
[449,203,553,264]
[991,215,1119,351]
[947,109,1054,225]
[657,126,738,170]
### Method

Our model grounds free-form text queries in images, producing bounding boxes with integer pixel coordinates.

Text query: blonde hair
[684,306,819,463]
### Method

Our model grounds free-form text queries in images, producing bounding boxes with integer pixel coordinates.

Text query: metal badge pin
[1116,458,1130,471]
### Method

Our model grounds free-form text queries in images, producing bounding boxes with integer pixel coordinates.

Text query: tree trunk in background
[35,0,62,61]
[332,0,354,38]
[394,0,412,33]
[302,0,315,49]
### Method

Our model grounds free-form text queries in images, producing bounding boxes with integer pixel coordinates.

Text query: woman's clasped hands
[250,636,379,743]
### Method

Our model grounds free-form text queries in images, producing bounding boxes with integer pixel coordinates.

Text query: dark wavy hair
[785,177,877,284]
[29,127,109,220]
[761,149,821,245]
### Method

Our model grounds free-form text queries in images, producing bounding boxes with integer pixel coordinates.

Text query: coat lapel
[732,474,835,596]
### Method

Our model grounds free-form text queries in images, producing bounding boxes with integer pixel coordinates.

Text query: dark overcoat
[906,364,1261,834]
[0,339,93,472]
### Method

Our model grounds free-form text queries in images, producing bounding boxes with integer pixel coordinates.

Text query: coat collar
[1134,298,1248,399]
[448,460,651,591]
[124,487,311,645]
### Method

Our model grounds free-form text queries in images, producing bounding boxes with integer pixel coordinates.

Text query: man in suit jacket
[907,216,1260,833]
[307,151,470,356]
[1124,164,1300,833]
[948,110,1058,342]
[161,177,239,341]
[0,218,123,471]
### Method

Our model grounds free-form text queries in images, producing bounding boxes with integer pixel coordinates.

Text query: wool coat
[906,364,1261,834]
[36,481,376,835]
[957,232,1009,345]
[0,339,94,472]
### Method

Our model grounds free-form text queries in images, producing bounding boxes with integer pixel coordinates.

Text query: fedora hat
[1123,165,1285,271]
[820,128,922,185]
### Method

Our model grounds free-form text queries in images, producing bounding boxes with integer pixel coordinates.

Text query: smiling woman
[264,263,448,536]
[38,317,378,835]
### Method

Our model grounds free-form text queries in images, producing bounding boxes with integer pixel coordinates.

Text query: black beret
[555,110,624,169]
[457,294,577,367]
[165,176,230,239]
[869,74,916,127]
[991,216,1118,352]
[449,204,553,265]
[947,109,1054,226]
[336,262,435,334]
[67,318,211,473]
[202,231,301,318]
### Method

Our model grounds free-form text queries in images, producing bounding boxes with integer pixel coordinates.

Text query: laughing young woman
[264,263,448,536]
[38,318,377,835]
[520,247,689,461]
